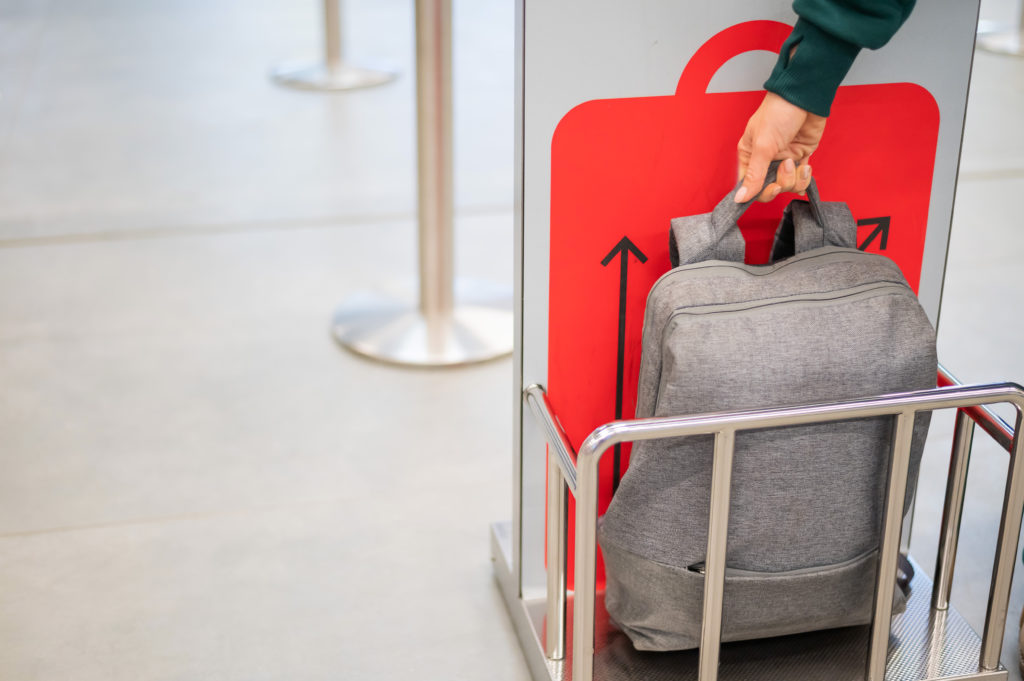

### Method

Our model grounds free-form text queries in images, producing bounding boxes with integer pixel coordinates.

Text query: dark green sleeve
[764,0,916,117]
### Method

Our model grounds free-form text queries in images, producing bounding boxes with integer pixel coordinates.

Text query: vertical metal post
[980,410,1024,669]
[572,449,600,681]
[926,609,949,679]
[698,430,736,681]
[324,0,343,71]
[416,0,455,331]
[271,0,397,91]
[899,501,915,555]
[932,410,974,610]
[866,411,916,681]
[545,451,567,660]
[330,0,513,366]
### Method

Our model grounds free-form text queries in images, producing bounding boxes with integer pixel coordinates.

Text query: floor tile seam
[0,327,325,349]
[0,204,514,250]
[957,167,1024,182]
[0,326,515,362]
[942,255,1024,268]
[0,495,365,540]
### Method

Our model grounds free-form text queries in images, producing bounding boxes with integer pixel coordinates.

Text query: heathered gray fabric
[770,183,858,259]
[600,180,937,652]
[602,541,905,651]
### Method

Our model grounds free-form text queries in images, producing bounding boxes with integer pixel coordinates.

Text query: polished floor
[1,0,1023,679]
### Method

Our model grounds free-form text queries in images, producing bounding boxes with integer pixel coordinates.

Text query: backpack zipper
[667,282,910,323]
[649,246,880,295]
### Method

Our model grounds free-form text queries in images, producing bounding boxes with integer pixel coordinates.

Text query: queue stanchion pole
[977,2,1024,56]
[330,0,513,366]
[271,0,396,91]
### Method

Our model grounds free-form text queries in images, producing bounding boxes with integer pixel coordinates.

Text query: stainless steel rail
[939,364,1015,451]
[545,457,568,660]
[933,409,974,611]
[528,378,1024,681]
[525,385,573,659]
[698,429,735,680]
[867,409,916,681]
[525,386,578,494]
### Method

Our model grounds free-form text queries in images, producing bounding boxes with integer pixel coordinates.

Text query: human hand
[735,92,826,203]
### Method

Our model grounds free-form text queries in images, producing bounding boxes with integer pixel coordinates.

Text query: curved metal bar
[565,381,1024,681]
[939,364,1015,452]
[578,382,1024,458]
[524,384,577,494]
[524,384,574,661]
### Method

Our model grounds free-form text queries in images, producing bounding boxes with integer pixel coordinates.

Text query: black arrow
[601,236,648,494]
[857,217,891,251]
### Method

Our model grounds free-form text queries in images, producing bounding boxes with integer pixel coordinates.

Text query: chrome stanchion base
[331,279,513,367]
[270,62,397,91]
[977,30,1024,56]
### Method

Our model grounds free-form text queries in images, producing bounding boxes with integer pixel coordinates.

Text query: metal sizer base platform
[491,521,1007,681]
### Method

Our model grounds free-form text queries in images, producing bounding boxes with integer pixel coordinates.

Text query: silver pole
[698,429,735,681]
[324,0,343,72]
[980,409,1024,669]
[939,364,1015,450]
[545,452,567,660]
[331,0,513,366]
[271,0,397,91]
[866,410,916,681]
[528,385,571,660]
[932,410,974,610]
[525,385,579,493]
[977,3,1024,57]
[416,0,455,328]
[926,609,949,680]
[572,446,600,681]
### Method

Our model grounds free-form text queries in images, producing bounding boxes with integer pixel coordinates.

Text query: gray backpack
[598,175,937,652]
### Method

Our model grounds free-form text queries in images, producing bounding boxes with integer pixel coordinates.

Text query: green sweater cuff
[763,18,861,117]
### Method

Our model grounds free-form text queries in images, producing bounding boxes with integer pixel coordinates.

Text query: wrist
[763,18,860,117]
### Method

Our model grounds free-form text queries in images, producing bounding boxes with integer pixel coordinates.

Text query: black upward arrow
[601,236,648,494]
[857,217,891,251]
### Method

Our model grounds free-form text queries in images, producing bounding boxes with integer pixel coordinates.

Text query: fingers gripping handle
[667,22,856,267]
[713,159,786,230]
[670,160,784,266]
[669,162,847,268]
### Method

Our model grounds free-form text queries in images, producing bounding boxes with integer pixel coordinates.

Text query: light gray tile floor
[0,214,512,532]
[0,0,513,240]
[0,493,526,681]
[0,214,525,681]
[1,0,1023,679]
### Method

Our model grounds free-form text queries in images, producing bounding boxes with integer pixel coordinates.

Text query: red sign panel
[547,20,940,587]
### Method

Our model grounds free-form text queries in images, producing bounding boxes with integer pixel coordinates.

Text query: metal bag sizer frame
[491,365,1024,681]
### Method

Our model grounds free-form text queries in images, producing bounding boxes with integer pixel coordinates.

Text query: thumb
[735,146,771,203]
